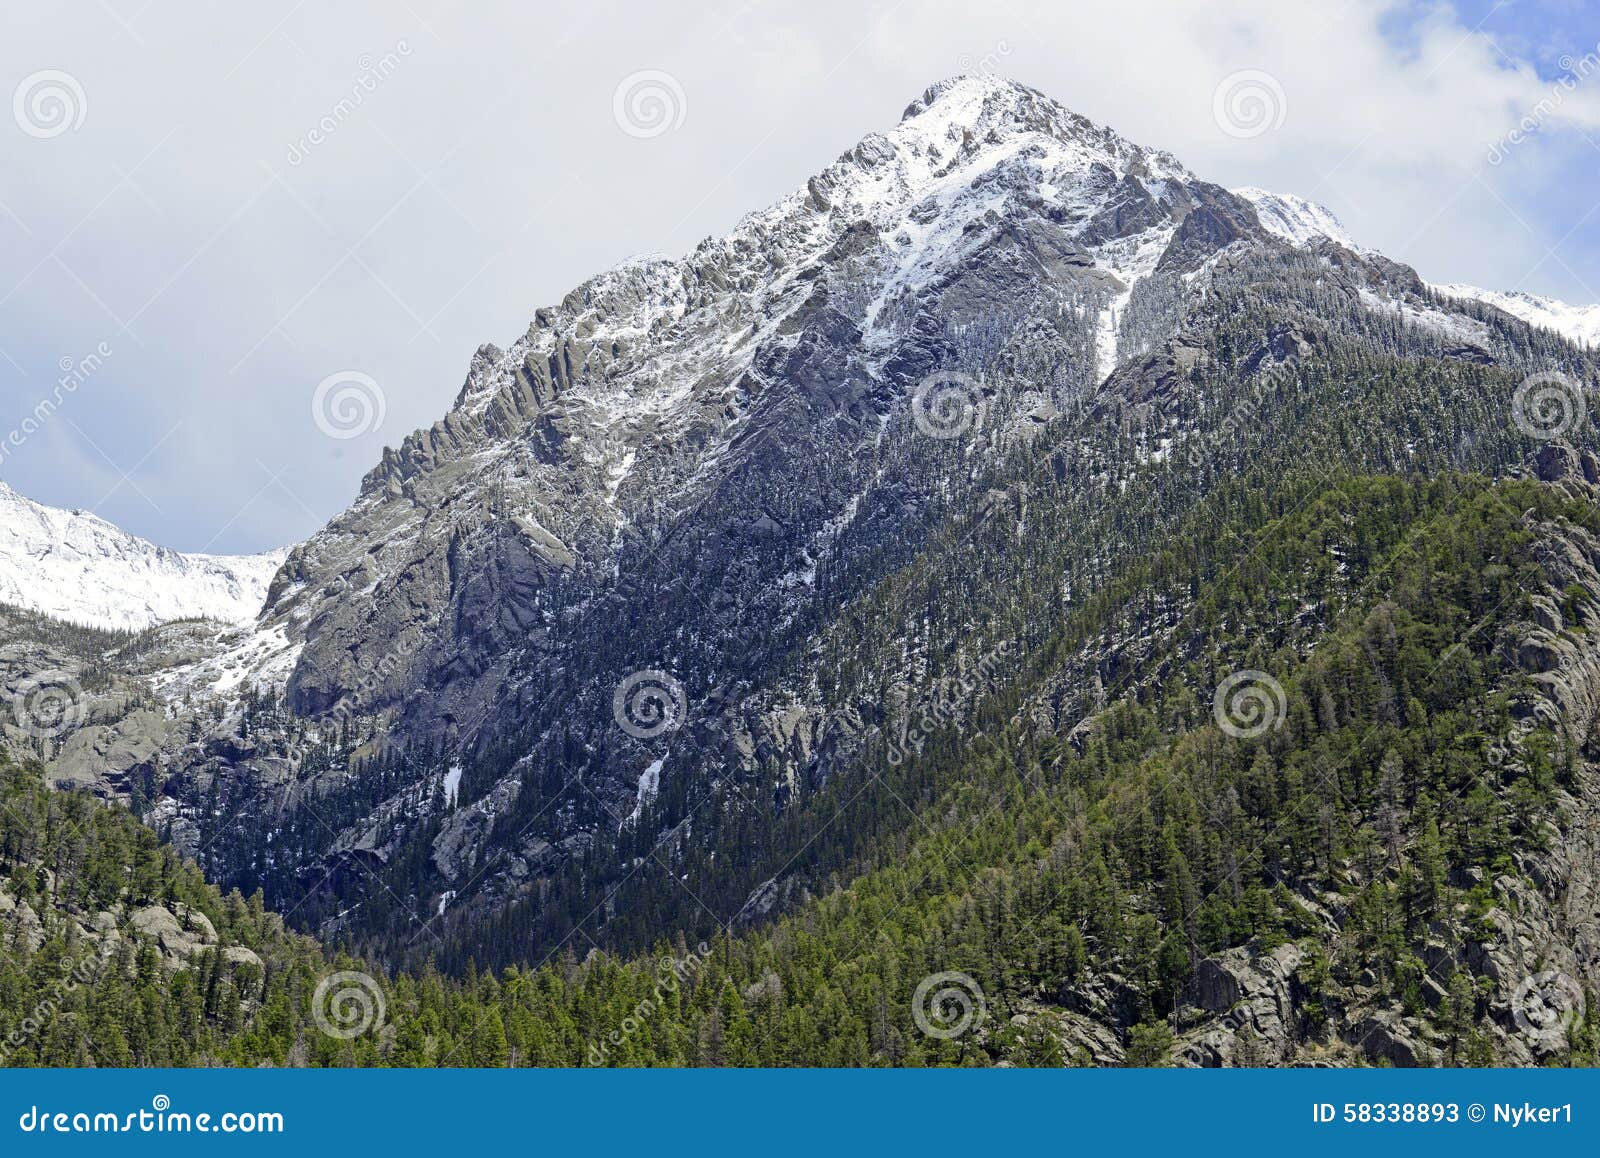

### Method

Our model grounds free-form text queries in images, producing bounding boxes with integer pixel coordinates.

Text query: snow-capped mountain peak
[0,481,286,631]
[891,74,1191,185]
[271,74,1269,733]
[441,76,1201,438]
[1233,186,1363,251]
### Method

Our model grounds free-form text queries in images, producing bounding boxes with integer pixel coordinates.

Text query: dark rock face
[1157,181,1259,272]
[1535,439,1600,484]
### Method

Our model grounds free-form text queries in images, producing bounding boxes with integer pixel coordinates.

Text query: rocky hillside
[11,463,1598,1067]
[2,74,1598,1067]
[160,77,1588,937]
[0,752,350,1066]
[1431,284,1600,351]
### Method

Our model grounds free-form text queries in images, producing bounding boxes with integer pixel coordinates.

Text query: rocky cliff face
[147,75,1304,899]
[260,75,1255,750]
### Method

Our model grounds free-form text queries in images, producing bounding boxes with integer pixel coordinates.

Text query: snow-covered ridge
[1235,186,1598,351]
[1233,186,1363,251]
[1429,283,1600,350]
[454,73,1196,423]
[325,73,1218,631]
[0,481,286,631]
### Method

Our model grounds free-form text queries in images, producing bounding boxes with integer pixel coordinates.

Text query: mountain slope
[260,73,1219,741]
[179,72,1300,921]
[1232,186,1363,250]
[162,76,1593,956]
[15,465,1600,1068]
[1234,187,1599,350]
[1431,283,1600,350]
[9,75,1599,1073]
[0,482,285,631]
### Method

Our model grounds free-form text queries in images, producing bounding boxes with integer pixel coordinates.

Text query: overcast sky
[2,0,1598,553]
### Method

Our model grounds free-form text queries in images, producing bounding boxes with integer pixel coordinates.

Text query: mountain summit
[259,74,1268,735]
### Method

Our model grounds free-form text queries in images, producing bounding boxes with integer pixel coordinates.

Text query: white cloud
[0,0,1596,550]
